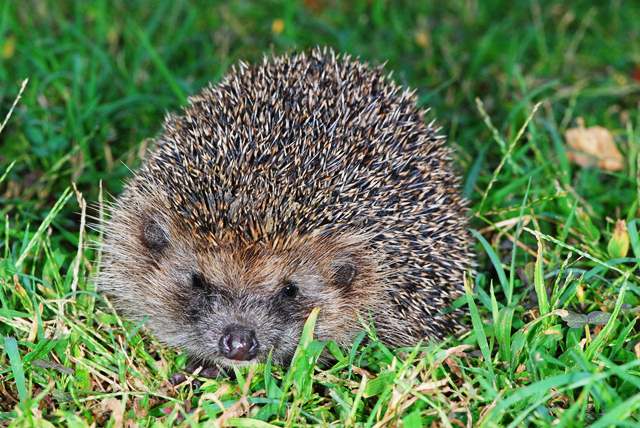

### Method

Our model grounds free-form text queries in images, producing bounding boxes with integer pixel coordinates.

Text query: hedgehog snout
[219,324,259,361]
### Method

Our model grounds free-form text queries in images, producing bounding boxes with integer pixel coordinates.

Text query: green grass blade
[131,22,187,104]
[590,393,640,428]
[15,188,73,269]
[3,336,28,404]
[534,234,550,317]
[585,278,628,361]
[0,160,16,184]
[481,372,591,425]
[464,274,496,386]
[471,229,509,304]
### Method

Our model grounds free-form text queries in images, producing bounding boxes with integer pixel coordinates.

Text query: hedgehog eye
[141,217,169,253]
[281,280,298,298]
[333,262,357,289]
[191,273,207,290]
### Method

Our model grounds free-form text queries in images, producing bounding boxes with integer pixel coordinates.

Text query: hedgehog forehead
[194,245,317,291]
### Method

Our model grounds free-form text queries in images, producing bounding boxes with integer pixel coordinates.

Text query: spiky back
[132,48,472,339]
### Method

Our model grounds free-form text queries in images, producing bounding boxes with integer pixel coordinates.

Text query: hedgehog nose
[219,324,259,361]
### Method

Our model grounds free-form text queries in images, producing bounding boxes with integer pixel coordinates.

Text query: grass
[1,0,639,426]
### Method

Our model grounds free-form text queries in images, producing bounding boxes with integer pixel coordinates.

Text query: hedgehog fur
[98,48,473,367]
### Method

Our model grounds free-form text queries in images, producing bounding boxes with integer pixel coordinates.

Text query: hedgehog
[98,48,473,368]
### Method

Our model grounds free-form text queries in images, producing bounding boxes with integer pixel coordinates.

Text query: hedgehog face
[99,208,384,367]
[181,249,365,367]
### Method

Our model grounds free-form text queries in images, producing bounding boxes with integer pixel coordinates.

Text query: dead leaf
[586,311,611,326]
[439,344,473,360]
[634,341,640,359]
[303,0,326,13]
[547,388,570,409]
[2,35,15,59]
[632,65,640,83]
[415,30,430,48]
[32,359,74,375]
[102,398,124,428]
[352,366,373,379]
[415,379,448,394]
[445,357,462,378]
[271,19,284,34]
[450,418,467,428]
[565,120,624,171]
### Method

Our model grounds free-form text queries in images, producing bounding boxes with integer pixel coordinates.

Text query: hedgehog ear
[140,216,169,254]
[331,261,357,289]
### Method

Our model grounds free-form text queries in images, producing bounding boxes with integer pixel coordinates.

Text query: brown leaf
[303,0,326,13]
[445,357,462,378]
[440,344,473,359]
[102,398,124,428]
[415,30,430,48]
[565,121,624,171]
[32,359,74,375]
[351,366,373,379]
[271,19,284,34]
[415,379,449,394]
[632,65,640,83]
[2,35,15,59]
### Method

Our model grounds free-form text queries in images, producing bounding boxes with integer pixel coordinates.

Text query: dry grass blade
[0,78,28,135]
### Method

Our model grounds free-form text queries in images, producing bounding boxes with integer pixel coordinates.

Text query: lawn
[1,0,639,426]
